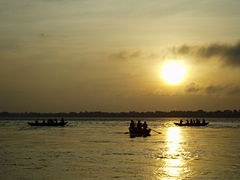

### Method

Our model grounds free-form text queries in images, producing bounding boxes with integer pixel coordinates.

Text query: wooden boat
[129,127,151,138]
[28,121,68,126]
[174,122,209,127]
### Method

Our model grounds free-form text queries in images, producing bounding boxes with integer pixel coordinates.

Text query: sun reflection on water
[162,127,186,179]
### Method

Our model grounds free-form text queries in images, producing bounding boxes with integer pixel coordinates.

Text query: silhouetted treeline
[1,110,240,118]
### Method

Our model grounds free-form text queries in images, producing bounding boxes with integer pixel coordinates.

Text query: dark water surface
[0,118,240,179]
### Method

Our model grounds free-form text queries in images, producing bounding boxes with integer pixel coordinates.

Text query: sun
[161,61,186,85]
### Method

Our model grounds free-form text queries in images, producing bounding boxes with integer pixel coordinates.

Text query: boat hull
[174,122,209,126]
[28,122,68,126]
[129,128,151,138]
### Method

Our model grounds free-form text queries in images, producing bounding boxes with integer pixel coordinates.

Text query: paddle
[151,129,162,134]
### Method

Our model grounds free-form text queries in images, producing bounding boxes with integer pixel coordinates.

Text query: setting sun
[161,61,186,85]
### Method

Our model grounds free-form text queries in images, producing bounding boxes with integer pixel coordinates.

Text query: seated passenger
[130,120,135,129]
[202,119,206,124]
[180,120,183,125]
[143,121,148,129]
[137,120,142,130]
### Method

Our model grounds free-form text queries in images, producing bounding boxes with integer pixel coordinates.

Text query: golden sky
[0,0,240,112]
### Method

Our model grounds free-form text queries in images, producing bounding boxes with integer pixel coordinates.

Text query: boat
[28,120,68,126]
[129,127,151,138]
[174,122,209,127]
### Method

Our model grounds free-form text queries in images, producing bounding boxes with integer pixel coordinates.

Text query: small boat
[174,122,209,127]
[129,128,151,138]
[28,120,68,127]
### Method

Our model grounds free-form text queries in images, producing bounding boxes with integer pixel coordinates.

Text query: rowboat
[129,128,151,138]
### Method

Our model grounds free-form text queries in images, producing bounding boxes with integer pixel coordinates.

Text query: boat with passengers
[129,120,151,138]
[174,119,209,127]
[28,118,67,126]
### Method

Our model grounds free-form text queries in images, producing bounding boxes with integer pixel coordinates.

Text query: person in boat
[186,120,189,125]
[142,121,148,130]
[142,121,150,137]
[136,120,143,135]
[137,120,142,129]
[129,120,136,135]
[202,119,206,124]
[190,119,193,125]
[60,118,65,124]
[196,119,200,125]
[47,119,53,124]
[180,120,183,125]
[130,120,135,128]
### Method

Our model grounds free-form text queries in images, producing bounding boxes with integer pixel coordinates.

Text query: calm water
[0,118,240,180]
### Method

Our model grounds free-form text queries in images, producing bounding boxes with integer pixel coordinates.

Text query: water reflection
[162,127,187,179]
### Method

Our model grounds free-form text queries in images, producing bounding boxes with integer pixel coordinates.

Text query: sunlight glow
[163,127,184,179]
[161,61,186,85]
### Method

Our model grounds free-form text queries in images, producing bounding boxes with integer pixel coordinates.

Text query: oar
[151,129,162,134]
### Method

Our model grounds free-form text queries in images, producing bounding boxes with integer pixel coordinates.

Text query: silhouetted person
[60,118,64,124]
[137,120,142,130]
[186,120,189,125]
[130,120,135,129]
[190,119,193,124]
[180,120,183,125]
[143,121,148,130]
[196,119,200,125]
[202,119,206,124]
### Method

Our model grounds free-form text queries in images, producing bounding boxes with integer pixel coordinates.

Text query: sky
[0,0,240,112]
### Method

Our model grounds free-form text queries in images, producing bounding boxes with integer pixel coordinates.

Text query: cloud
[228,87,240,95]
[205,85,224,94]
[184,83,240,96]
[204,85,240,96]
[39,33,52,38]
[173,41,240,66]
[185,82,200,93]
[110,50,157,61]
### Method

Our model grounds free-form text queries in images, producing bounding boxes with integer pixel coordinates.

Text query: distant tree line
[0,110,240,118]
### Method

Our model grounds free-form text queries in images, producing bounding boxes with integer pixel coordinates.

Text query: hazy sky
[0,0,240,112]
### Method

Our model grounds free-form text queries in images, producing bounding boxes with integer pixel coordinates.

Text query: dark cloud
[228,87,240,95]
[110,50,157,61]
[205,85,224,94]
[204,85,240,96]
[39,33,55,38]
[174,41,240,66]
[185,82,200,93]
[184,83,240,96]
